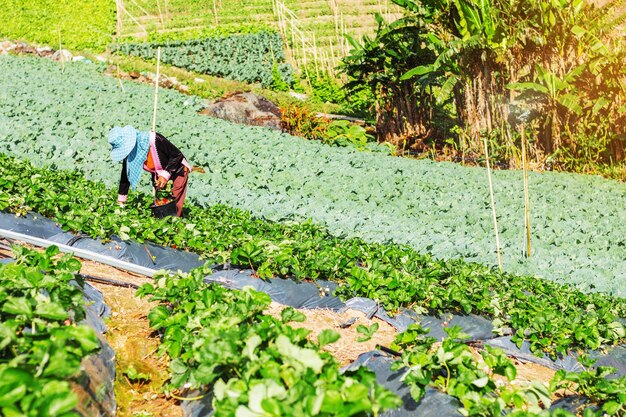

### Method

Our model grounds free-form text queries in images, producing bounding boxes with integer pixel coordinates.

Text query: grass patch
[0,0,116,51]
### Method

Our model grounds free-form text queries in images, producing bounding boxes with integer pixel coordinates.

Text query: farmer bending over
[108,125,191,217]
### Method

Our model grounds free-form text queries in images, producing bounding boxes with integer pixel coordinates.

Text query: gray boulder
[51,49,73,62]
[200,92,282,130]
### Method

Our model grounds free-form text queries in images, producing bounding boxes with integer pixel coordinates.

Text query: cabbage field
[112,32,295,87]
[0,55,624,296]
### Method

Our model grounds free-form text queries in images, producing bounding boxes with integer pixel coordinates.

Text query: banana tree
[508,64,583,153]
[341,10,443,146]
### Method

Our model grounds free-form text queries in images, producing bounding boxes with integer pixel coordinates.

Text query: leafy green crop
[112,32,295,88]
[356,323,379,342]
[119,22,275,44]
[0,0,115,51]
[1,153,624,358]
[392,324,626,416]
[0,246,100,417]
[0,55,623,296]
[137,266,402,416]
[550,356,626,416]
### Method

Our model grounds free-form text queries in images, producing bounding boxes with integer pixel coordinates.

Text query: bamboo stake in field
[312,33,319,77]
[114,0,125,92]
[58,28,64,73]
[156,0,165,28]
[152,47,162,132]
[116,0,124,34]
[483,136,503,272]
[521,123,531,257]
[213,0,219,25]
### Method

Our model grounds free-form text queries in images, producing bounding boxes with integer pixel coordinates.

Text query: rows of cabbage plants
[0,55,624,296]
[111,31,295,87]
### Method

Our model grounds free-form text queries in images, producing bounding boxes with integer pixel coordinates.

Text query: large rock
[51,49,73,62]
[200,92,282,130]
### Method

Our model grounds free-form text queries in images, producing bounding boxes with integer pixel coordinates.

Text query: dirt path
[266,302,397,366]
[79,261,183,417]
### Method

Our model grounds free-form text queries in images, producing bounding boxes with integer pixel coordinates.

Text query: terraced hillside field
[118,0,402,68]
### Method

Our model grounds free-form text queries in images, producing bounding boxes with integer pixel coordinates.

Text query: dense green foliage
[342,11,445,146]
[279,104,384,151]
[394,324,626,416]
[119,23,275,44]
[0,56,624,295]
[0,0,115,51]
[112,32,295,88]
[137,268,401,416]
[550,360,626,416]
[142,266,626,416]
[2,153,625,357]
[0,57,626,296]
[0,246,100,417]
[304,69,346,104]
[117,0,276,40]
[344,0,626,173]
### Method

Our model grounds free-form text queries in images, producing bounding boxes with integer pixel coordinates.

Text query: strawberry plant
[550,355,626,417]
[356,323,379,342]
[0,246,100,417]
[137,267,402,416]
[391,324,626,416]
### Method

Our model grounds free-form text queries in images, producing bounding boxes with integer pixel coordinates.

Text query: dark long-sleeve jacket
[117,132,190,202]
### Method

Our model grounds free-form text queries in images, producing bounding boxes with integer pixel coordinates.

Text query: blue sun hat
[108,125,150,190]
[108,125,138,161]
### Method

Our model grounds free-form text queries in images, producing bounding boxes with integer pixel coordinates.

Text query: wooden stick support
[152,47,161,133]
[156,0,165,28]
[58,28,64,72]
[521,124,531,257]
[483,136,503,272]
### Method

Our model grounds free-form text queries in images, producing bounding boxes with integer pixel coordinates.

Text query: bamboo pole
[521,123,531,257]
[119,1,148,36]
[333,0,339,41]
[58,28,64,72]
[152,47,162,132]
[213,0,219,25]
[114,1,124,92]
[156,0,165,28]
[312,33,319,77]
[116,0,124,35]
[483,135,503,272]
[116,50,125,92]
[341,12,347,55]
[129,0,151,18]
